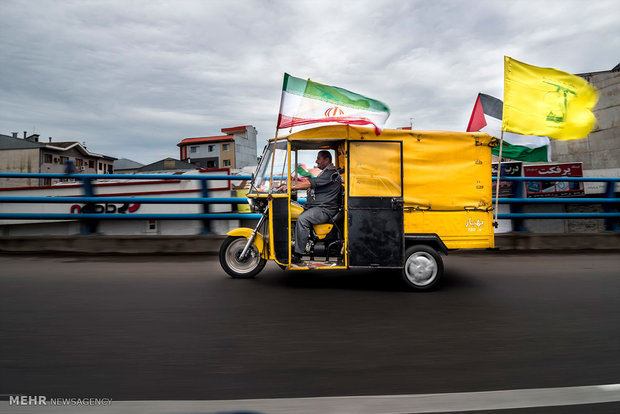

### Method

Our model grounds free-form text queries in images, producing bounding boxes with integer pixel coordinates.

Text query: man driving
[279,150,342,264]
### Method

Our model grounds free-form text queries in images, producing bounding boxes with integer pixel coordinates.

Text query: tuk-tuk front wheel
[402,245,443,291]
[219,236,266,279]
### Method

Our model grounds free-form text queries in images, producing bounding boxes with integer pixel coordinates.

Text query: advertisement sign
[523,162,584,198]
[492,162,522,198]
[491,162,522,234]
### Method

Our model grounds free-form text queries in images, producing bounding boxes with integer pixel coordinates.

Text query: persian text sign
[524,162,584,198]
[492,162,522,198]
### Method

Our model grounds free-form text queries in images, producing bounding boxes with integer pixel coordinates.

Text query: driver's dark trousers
[294,207,337,255]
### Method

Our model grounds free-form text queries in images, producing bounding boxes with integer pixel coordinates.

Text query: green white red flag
[296,164,313,177]
[277,73,390,134]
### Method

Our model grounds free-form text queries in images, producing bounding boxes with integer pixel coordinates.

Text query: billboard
[523,163,584,198]
[492,162,522,198]
[492,162,523,234]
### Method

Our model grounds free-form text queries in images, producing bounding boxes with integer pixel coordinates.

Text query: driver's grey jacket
[305,164,342,213]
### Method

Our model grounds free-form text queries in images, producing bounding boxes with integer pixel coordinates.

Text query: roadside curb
[495,233,620,251]
[1,233,619,255]
[0,235,227,255]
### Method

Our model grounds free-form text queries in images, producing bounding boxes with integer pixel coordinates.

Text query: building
[138,157,196,172]
[114,158,144,173]
[550,63,620,175]
[0,132,116,187]
[177,125,257,169]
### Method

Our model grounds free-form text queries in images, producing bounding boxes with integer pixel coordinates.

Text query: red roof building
[177,126,257,169]
[177,135,234,146]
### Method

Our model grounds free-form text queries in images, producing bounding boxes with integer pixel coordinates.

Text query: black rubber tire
[219,236,266,279]
[401,244,444,291]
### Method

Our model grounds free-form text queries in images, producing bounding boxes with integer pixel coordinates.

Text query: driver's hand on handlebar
[275,183,287,193]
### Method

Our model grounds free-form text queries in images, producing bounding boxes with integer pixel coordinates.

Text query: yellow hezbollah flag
[502,56,599,141]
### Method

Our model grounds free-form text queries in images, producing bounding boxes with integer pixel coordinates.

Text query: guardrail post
[200,179,210,234]
[512,178,528,232]
[603,181,619,231]
[80,176,99,235]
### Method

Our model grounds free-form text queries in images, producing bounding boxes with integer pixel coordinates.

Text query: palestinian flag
[467,93,551,162]
[277,73,390,134]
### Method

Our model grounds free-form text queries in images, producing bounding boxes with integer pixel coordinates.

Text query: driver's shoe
[291,253,303,264]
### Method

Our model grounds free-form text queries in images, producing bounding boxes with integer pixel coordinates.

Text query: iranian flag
[467,93,551,162]
[277,73,390,134]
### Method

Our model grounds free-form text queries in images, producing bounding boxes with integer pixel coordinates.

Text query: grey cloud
[1,0,618,163]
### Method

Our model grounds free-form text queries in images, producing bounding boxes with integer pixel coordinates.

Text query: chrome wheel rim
[405,251,438,286]
[226,238,261,274]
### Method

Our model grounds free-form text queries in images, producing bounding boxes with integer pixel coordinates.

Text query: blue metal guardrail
[492,176,619,232]
[0,172,260,234]
[0,173,618,233]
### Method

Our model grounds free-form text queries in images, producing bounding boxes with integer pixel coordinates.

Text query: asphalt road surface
[1,251,619,412]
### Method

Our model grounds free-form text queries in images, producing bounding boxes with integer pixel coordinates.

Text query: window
[146,219,158,233]
[44,154,52,163]
[206,160,217,168]
[223,159,231,167]
[76,159,83,167]
[349,141,402,197]
[190,146,199,153]
[223,144,230,151]
[60,156,69,164]
[164,159,175,170]
[208,145,215,152]
[98,162,103,170]
[89,160,94,168]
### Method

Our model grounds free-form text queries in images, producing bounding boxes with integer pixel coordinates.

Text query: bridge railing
[0,172,261,234]
[492,176,620,231]
[0,173,618,233]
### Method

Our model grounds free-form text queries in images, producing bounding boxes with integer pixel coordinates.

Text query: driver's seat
[308,183,345,261]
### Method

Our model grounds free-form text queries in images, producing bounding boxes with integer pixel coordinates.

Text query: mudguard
[226,228,267,259]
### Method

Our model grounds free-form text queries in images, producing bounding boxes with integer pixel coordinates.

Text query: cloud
[1,0,618,163]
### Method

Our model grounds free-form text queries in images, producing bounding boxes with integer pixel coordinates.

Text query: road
[1,251,619,412]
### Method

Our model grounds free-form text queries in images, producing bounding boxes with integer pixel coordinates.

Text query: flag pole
[268,128,279,195]
[493,130,504,226]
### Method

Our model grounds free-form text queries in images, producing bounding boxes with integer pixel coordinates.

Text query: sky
[1,0,619,165]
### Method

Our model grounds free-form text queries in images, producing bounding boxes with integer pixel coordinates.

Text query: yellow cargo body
[287,125,496,250]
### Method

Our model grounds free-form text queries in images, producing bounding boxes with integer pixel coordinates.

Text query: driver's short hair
[318,150,332,162]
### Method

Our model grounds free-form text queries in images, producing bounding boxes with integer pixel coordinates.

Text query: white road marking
[2,383,620,413]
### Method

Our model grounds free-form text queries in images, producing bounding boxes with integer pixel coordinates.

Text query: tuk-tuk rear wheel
[219,236,266,279]
[402,245,443,291]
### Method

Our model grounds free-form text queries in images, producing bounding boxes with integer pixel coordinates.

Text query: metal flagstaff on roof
[493,130,504,227]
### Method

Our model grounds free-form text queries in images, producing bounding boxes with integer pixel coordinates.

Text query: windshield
[250,140,288,194]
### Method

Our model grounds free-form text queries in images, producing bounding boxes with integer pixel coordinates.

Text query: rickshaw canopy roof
[270,125,495,145]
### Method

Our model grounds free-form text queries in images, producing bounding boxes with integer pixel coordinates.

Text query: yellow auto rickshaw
[219,125,496,290]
